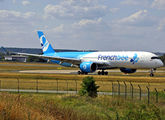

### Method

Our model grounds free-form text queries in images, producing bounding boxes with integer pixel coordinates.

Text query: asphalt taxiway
[19,69,165,74]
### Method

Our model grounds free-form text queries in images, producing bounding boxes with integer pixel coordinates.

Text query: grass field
[0,61,165,92]
[0,62,78,71]
[0,92,165,120]
[0,62,165,119]
[0,73,165,92]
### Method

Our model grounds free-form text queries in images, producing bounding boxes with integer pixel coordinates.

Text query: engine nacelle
[80,62,97,73]
[120,67,137,73]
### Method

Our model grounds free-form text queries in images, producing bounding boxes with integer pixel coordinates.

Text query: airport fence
[0,79,164,104]
[111,81,162,105]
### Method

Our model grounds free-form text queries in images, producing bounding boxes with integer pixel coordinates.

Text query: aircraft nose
[158,60,164,67]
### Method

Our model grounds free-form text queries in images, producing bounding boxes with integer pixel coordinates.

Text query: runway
[1,62,164,75]
[19,70,94,74]
[1,89,112,95]
[19,69,165,74]
[1,89,148,96]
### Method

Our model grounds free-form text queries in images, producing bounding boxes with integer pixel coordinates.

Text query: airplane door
[140,55,144,62]
[139,54,145,68]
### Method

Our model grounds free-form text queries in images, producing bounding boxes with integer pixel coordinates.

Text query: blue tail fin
[37,31,55,54]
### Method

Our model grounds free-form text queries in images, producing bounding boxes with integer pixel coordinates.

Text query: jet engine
[120,67,137,73]
[80,62,97,73]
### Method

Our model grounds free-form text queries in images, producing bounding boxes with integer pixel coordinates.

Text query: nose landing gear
[150,73,154,77]
[149,68,156,77]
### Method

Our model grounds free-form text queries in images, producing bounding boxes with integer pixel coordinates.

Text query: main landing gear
[77,71,88,75]
[98,70,108,75]
[149,68,156,77]
[77,70,108,75]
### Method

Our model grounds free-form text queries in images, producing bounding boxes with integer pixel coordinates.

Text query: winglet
[1,46,7,52]
[1,46,14,54]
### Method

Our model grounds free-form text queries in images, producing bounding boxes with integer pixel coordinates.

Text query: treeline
[159,54,165,65]
[26,56,47,62]
[0,52,47,63]
[0,47,97,54]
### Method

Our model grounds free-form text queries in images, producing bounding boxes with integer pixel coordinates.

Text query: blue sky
[0,0,165,52]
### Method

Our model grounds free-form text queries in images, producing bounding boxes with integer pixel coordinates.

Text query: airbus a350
[2,31,164,77]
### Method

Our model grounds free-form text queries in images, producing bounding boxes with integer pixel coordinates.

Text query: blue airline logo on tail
[37,31,55,54]
[40,35,49,52]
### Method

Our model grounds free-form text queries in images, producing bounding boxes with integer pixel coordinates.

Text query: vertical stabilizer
[37,31,55,54]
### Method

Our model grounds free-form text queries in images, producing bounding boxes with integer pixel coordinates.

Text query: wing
[19,52,111,66]
[18,52,81,65]
[1,46,111,67]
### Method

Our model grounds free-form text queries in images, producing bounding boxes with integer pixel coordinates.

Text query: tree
[159,54,165,65]
[79,76,100,98]
[27,56,46,62]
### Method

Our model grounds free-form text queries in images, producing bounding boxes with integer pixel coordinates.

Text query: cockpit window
[151,57,160,59]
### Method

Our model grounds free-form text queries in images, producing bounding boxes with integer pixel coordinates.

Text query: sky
[0,0,165,52]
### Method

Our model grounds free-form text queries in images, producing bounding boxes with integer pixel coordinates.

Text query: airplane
[2,31,164,77]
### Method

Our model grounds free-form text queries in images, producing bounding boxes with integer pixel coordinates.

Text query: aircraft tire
[98,71,108,75]
[77,71,81,75]
[102,71,104,75]
[105,71,108,75]
[150,73,154,77]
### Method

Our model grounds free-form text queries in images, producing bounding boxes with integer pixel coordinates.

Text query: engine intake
[80,62,97,73]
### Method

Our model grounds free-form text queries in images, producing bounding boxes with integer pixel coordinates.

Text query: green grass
[1,77,165,92]
[0,62,165,119]
[0,92,165,120]
[0,62,79,71]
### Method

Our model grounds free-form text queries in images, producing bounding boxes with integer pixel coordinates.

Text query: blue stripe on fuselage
[51,60,72,67]
[43,52,93,59]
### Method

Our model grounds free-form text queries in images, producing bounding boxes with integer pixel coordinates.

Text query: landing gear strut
[77,71,88,75]
[98,70,108,75]
[149,68,156,77]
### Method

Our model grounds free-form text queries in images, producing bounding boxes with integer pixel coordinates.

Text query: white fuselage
[80,51,163,69]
